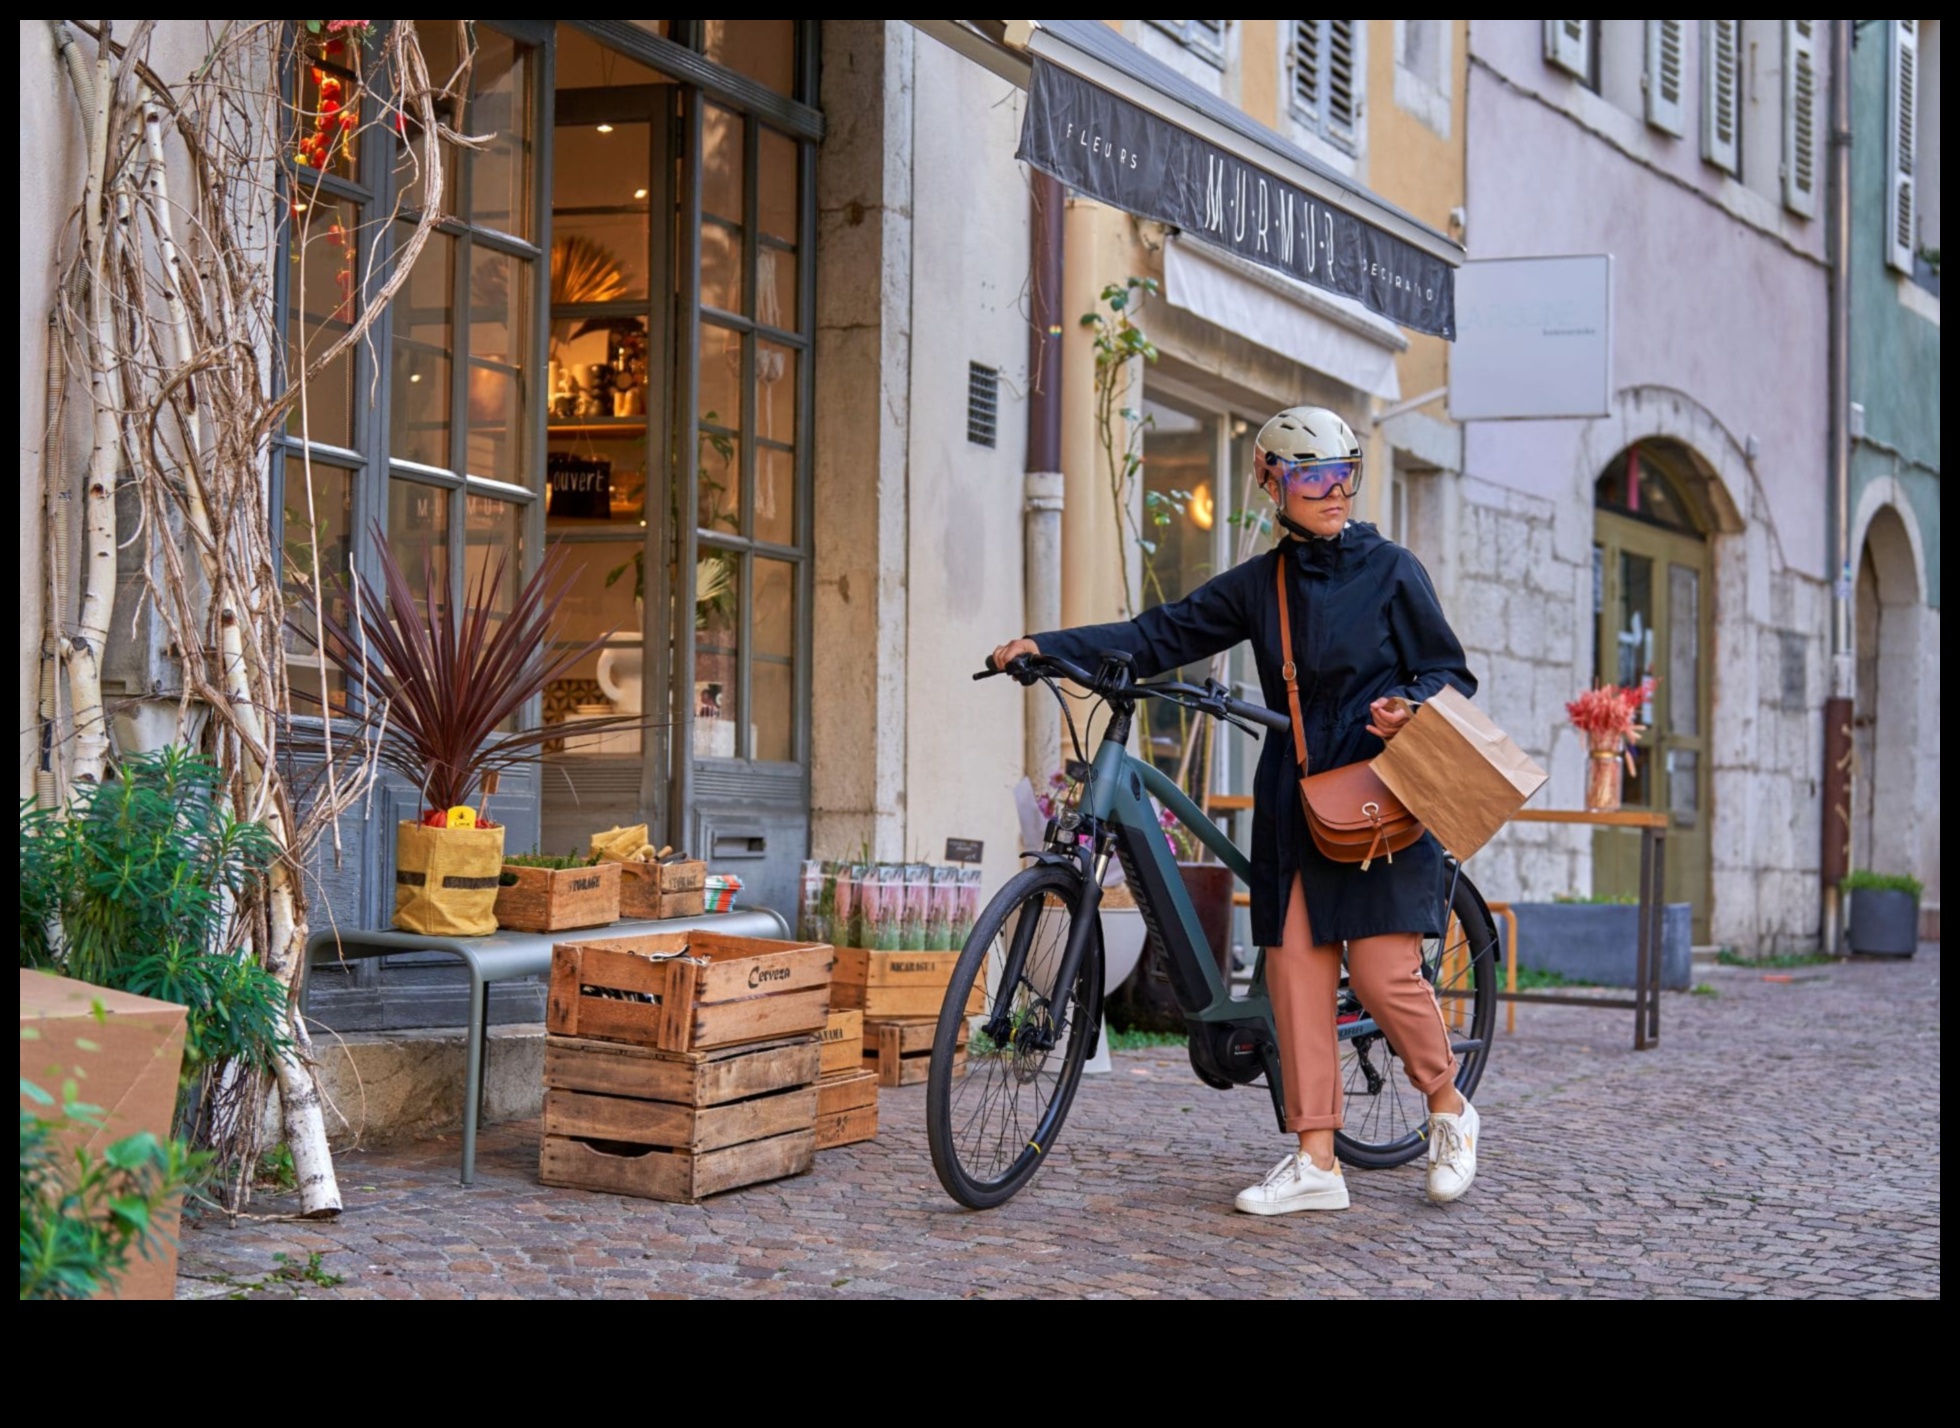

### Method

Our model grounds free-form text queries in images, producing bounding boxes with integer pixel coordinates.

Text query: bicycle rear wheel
[927,864,1103,1209]
[1333,872,1497,1169]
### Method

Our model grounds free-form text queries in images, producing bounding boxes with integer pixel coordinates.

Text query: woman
[988,406,1480,1214]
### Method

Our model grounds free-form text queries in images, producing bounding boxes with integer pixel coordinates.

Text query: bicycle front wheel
[1333,872,1498,1169]
[927,863,1104,1209]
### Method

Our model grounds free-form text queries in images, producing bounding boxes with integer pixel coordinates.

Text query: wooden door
[1592,510,1713,942]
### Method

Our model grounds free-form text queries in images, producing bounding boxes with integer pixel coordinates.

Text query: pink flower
[325,20,371,33]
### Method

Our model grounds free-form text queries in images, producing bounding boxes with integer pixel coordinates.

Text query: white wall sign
[1448,254,1612,420]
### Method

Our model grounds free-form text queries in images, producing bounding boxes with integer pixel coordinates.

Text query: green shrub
[19,749,290,1141]
[1840,869,1924,897]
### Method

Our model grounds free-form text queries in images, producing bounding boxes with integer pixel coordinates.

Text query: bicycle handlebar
[974,653,1291,734]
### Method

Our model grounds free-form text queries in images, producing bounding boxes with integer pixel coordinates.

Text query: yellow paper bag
[394,821,506,936]
[1371,686,1548,863]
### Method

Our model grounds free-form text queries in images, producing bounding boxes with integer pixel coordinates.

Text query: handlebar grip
[1228,699,1292,733]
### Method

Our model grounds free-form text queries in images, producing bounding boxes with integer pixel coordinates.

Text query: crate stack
[831,947,982,1087]
[814,1009,877,1149]
[539,931,832,1203]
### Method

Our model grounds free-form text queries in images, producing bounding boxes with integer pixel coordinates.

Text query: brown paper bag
[393,821,506,936]
[1371,686,1548,863]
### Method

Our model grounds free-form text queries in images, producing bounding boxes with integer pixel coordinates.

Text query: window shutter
[1644,20,1687,136]
[1701,19,1741,175]
[1327,20,1358,144]
[1886,20,1919,272]
[1782,21,1819,217]
[1544,20,1591,80]
[1293,20,1322,115]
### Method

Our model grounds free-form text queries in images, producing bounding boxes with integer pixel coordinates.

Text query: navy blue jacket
[1031,523,1476,947]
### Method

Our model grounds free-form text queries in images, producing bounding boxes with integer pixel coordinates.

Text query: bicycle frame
[986,692,1293,1129]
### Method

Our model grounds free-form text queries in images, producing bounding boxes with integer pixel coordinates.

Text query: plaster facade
[1845,20,1940,928]
[1461,21,1836,955]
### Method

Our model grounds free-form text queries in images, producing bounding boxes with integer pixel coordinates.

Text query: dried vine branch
[41,19,481,1216]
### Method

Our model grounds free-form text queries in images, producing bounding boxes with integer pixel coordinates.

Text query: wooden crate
[819,1009,863,1076]
[539,1033,819,1203]
[863,1016,968,1088]
[814,1067,878,1149]
[831,948,984,1019]
[494,861,621,933]
[618,858,707,920]
[547,932,832,1053]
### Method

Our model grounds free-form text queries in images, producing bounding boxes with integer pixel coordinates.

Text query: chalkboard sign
[547,453,612,519]
[944,837,984,864]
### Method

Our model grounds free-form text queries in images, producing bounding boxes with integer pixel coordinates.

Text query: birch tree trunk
[62,22,126,787]
[138,86,341,1216]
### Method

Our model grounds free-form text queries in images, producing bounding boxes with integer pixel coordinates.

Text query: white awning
[1163,234,1404,401]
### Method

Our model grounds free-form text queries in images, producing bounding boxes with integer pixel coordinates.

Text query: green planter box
[1508,901,1692,991]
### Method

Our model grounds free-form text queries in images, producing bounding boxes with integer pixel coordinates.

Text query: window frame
[1147,20,1228,69]
[273,21,553,721]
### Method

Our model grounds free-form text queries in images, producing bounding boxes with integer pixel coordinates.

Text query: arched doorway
[1851,505,1924,883]
[1593,441,1715,941]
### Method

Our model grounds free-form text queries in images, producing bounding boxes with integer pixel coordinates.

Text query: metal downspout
[1821,18,1855,953]
[1024,169,1065,781]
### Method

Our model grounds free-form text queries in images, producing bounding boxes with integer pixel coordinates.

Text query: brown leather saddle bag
[1275,558,1424,871]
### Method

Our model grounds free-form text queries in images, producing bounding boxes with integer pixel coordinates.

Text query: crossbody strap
[1275,555,1309,780]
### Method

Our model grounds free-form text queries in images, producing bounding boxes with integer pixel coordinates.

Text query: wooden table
[1490,809,1668,1050]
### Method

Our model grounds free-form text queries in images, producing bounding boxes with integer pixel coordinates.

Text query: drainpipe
[1820,18,1855,953]
[1024,170,1065,781]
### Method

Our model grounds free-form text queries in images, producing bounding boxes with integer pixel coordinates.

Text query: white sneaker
[1234,1151,1350,1215]
[1426,1095,1480,1203]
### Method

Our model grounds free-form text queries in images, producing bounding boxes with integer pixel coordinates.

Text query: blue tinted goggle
[1263,453,1363,499]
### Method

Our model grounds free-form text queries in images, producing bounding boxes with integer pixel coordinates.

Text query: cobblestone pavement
[178,947,1940,1299]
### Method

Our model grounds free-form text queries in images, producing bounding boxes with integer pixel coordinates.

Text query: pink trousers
[1263,874,1458,1133]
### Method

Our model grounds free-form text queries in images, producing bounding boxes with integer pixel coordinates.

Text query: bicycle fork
[984,837,1107,1053]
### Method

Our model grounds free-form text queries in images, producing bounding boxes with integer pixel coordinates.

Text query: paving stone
[175,949,1941,1300]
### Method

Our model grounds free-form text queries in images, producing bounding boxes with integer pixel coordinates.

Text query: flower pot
[1846,887,1919,957]
[394,820,506,936]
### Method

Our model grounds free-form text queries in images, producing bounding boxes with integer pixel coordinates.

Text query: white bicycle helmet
[1253,405,1361,471]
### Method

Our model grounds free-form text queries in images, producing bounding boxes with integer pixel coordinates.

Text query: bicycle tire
[927,863,1104,1209]
[1333,873,1498,1170]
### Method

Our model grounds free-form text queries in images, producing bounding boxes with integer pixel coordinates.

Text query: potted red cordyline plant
[295,524,637,935]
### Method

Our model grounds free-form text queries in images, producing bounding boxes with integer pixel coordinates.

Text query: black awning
[916,21,1461,339]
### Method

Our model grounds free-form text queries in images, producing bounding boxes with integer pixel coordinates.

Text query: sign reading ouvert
[1017,57,1457,339]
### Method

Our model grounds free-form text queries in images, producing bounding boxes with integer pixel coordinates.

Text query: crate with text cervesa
[540,1031,819,1203]
[830,947,985,1019]
[863,1016,968,1088]
[547,932,833,1054]
[814,1066,879,1149]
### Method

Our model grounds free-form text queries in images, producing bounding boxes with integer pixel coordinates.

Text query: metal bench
[303,906,791,1184]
